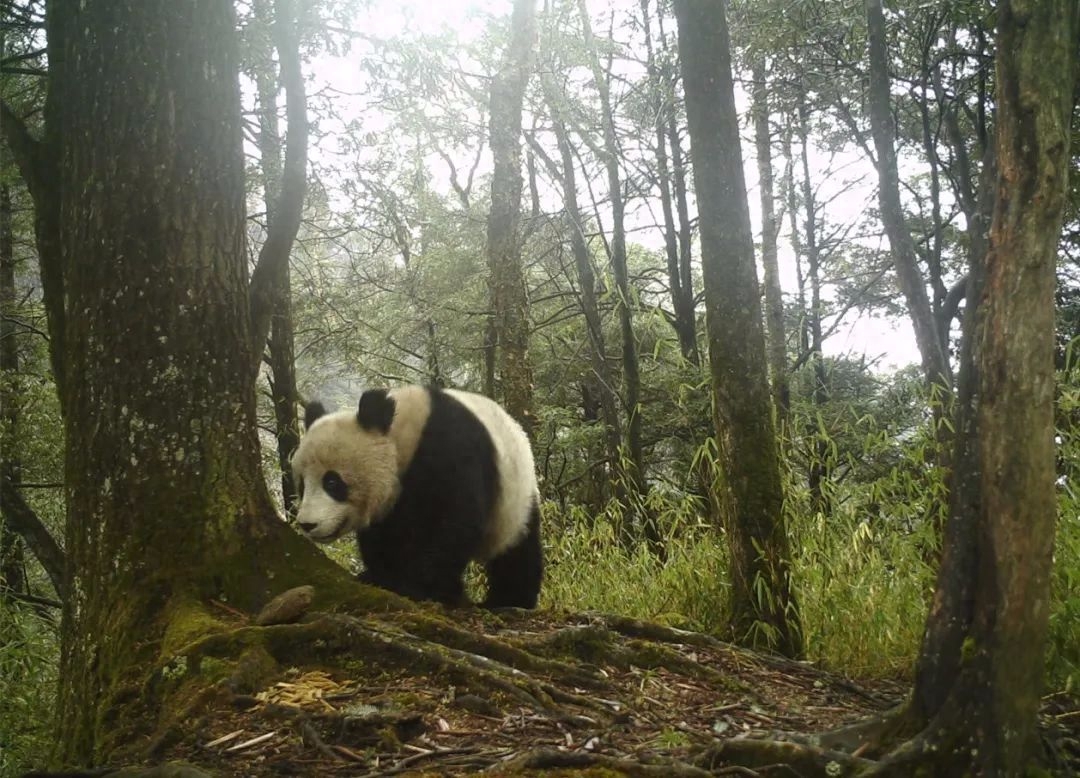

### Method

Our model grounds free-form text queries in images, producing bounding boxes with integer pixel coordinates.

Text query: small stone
[255,585,315,626]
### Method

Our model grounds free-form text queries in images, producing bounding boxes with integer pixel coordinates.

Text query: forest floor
[141,601,1080,777]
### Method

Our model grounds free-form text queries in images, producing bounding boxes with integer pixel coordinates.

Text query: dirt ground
[143,606,1079,777]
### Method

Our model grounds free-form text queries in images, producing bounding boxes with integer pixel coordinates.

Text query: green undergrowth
[539,493,932,679]
[0,602,58,777]
[542,381,1080,689]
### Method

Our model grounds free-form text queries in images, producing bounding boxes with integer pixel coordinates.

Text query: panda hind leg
[483,499,543,609]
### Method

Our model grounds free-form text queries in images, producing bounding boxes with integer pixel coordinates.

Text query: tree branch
[0,477,65,600]
[937,273,969,332]
[248,0,308,377]
[0,99,46,201]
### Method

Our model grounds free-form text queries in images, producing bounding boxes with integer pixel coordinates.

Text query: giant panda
[291,385,543,609]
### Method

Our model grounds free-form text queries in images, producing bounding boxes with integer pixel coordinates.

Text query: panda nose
[298,522,317,533]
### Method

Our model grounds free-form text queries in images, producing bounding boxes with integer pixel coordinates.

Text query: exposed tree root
[695,738,877,776]
[127,599,1076,776]
[810,702,921,758]
[399,611,607,689]
[494,746,717,776]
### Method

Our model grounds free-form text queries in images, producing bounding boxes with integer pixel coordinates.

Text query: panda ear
[304,401,327,430]
[357,389,395,433]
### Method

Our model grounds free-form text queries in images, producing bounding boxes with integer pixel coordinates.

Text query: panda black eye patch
[322,470,348,502]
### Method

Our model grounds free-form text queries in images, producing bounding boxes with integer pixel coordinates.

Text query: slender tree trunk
[642,0,697,365]
[486,0,537,436]
[0,179,25,597]
[548,113,626,507]
[575,0,652,545]
[751,60,788,434]
[782,131,810,362]
[486,0,537,433]
[655,12,695,307]
[0,19,66,407]
[252,0,301,516]
[875,2,1077,772]
[674,0,802,658]
[865,0,951,390]
[41,2,346,764]
[795,97,831,518]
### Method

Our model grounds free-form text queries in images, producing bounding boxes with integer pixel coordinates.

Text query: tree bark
[865,0,951,390]
[486,0,537,436]
[44,2,348,764]
[751,61,788,433]
[673,0,802,658]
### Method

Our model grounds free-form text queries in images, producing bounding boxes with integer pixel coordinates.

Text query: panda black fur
[291,385,543,609]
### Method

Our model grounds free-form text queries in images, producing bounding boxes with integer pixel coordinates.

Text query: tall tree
[251,0,306,515]
[534,95,627,511]
[674,0,802,658]
[2,1,344,763]
[751,60,788,432]
[828,1,1079,772]
[641,0,698,365]
[0,177,24,597]
[907,0,1077,770]
[865,0,951,390]
[794,96,831,517]
[574,0,653,544]
[486,0,537,434]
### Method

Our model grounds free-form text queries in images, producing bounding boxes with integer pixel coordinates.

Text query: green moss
[228,644,279,693]
[960,636,977,664]
[540,626,613,662]
[160,597,228,659]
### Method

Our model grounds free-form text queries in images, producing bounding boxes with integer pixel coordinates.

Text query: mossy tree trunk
[888,1,1078,772]
[673,0,802,659]
[486,0,536,436]
[0,1,347,766]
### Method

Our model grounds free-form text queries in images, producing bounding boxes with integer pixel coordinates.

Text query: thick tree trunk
[486,0,537,436]
[46,2,348,765]
[751,61,788,433]
[576,0,652,546]
[673,0,802,658]
[880,2,1077,772]
[865,0,951,390]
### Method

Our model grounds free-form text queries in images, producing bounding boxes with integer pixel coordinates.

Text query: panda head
[290,390,401,543]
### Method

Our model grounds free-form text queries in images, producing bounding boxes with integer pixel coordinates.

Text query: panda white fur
[291,385,543,608]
